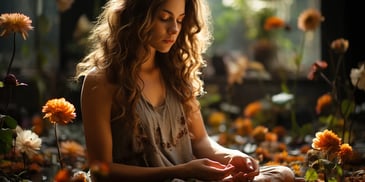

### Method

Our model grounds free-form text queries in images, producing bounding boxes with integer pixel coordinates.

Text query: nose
[168,21,179,35]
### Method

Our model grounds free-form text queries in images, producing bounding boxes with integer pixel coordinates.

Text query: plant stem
[54,123,64,169]
[6,33,16,76]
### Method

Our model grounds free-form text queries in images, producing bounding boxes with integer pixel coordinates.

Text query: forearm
[192,136,244,165]
[93,163,187,182]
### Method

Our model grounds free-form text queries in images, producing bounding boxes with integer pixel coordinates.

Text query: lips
[163,39,174,44]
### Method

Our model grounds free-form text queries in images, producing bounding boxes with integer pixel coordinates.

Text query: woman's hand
[228,155,260,182]
[182,158,235,181]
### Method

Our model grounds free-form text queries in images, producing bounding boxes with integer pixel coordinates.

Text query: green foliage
[0,115,17,154]
[305,167,318,182]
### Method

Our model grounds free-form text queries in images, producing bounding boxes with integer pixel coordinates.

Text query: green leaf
[1,115,18,129]
[0,129,13,154]
[305,167,318,182]
[327,177,338,182]
[341,99,355,118]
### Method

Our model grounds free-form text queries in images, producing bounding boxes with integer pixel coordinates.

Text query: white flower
[15,129,42,158]
[350,64,365,91]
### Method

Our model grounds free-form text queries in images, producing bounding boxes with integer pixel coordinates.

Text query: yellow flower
[15,129,42,158]
[312,129,341,153]
[338,143,353,163]
[330,38,349,54]
[60,141,85,158]
[208,111,226,127]
[0,13,33,40]
[42,98,76,125]
[297,8,324,32]
[264,16,286,31]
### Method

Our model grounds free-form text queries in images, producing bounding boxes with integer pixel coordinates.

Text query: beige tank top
[110,89,195,167]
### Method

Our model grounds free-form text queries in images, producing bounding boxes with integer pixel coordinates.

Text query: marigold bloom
[338,143,353,163]
[54,168,71,182]
[350,64,365,91]
[331,38,349,54]
[15,129,42,158]
[244,101,262,118]
[315,93,332,114]
[60,140,86,158]
[208,111,226,127]
[42,98,76,125]
[297,8,324,32]
[264,16,286,31]
[312,129,341,153]
[0,13,33,40]
[251,125,268,143]
[234,117,253,136]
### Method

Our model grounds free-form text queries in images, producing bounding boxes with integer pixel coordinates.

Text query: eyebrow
[161,9,185,17]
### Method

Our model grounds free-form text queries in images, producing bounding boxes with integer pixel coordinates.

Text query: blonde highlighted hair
[75,0,212,130]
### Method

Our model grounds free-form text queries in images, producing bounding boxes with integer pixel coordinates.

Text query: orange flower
[54,168,71,182]
[264,16,286,31]
[312,129,341,153]
[234,117,252,136]
[315,93,332,114]
[60,140,85,158]
[330,38,349,54]
[265,132,277,142]
[244,101,262,118]
[338,143,353,163]
[42,98,76,125]
[0,13,33,40]
[208,111,226,127]
[251,125,268,143]
[297,8,324,32]
[90,161,110,177]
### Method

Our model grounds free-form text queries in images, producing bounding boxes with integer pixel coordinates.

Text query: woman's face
[148,0,185,53]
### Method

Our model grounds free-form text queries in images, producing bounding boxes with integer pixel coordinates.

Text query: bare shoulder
[81,69,116,103]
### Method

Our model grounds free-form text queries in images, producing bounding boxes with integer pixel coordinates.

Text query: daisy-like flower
[312,129,341,154]
[42,98,76,125]
[297,8,324,32]
[60,140,85,158]
[350,64,365,91]
[0,13,33,40]
[15,129,42,158]
[264,16,286,31]
[338,143,353,164]
[330,38,349,54]
[71,171,91,182]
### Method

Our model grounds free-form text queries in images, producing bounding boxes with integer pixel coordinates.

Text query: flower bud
[3,74,18,86]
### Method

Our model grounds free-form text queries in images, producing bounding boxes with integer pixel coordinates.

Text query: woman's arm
[188,98,259,177]
[81,71,234,181]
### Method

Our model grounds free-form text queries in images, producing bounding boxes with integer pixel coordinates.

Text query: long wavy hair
[75,0,212,133]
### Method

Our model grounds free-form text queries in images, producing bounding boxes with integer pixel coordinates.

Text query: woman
[75,0,295,181]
